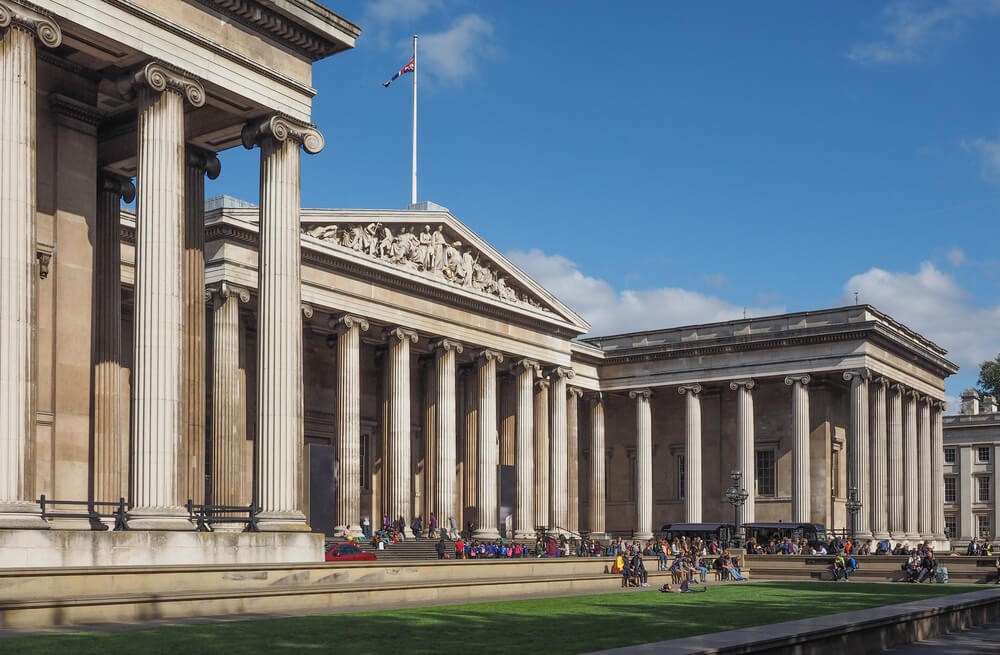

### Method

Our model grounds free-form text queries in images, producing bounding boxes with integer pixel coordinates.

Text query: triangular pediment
[300,208,590,333]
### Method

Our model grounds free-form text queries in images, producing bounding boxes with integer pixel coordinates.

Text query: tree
[978,354,1000,398]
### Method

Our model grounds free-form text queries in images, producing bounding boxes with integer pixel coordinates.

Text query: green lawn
[0,582,982,655]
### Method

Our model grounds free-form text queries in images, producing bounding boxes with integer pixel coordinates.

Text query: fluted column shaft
[243,114,322,530]
[0,4,59,527]
[210,284,247,506]
[387,328,417,534]
[130,80,192,526]
[434,339,461,534]
[549,368,572,533]
[533,378,550,529]
[631,389,653,541]
[903,391,920,540]
[567,387,582,533]
[845,369,872,539]
[334,316,369,536]
[180,148,219,506]
[474,350,502,539]
[917,398,932,539]
[786,375,811,523]
[93,175,133,506]
[679,385,703,522]
[930,402,945,540]
[588,395,607,539]
[888,385,904,537]
[731,380,756,525]
[870,378,889,539]
[513,360,537,538]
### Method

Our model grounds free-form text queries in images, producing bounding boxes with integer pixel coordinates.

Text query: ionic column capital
[208,281,250,305]
[186,146,221,180]
[242,113,324,155]
[568,386,584,399]
[433,338,463,355]
[871,376,890,390]
[729,378,756,392]
[551,366,574,381]
[332,314,369,334]
[535,378,550,391]
[384,326,419,345]
[843,368,871,383]
[785,374,811,387]
[477,348,504,365]
[0,1,61,48]
[628,388,653,400]
[300,303,314,320]
[119,61,205,107]
[99,171,136,203]
[512,358,539,376]
[677,383,702,396]
[588,391,604,406]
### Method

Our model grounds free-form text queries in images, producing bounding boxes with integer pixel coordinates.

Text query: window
[978,476,991,503]
[360,434,371,490]
[755,449,775,496]
[677,454,685,500]
[978,447,991,463]
[977,514,992,538]
[944,448,956,464]
[944,476,956,504]
[944,515,956,539]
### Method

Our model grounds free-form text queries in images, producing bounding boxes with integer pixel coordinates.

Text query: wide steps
[747,554,997,583]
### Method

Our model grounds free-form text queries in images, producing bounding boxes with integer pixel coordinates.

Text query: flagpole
[411,34,418,206]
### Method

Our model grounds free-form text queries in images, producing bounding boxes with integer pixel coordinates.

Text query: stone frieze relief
[303,222,549,312]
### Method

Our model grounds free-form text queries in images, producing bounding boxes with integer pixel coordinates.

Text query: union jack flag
[383,58,415,87]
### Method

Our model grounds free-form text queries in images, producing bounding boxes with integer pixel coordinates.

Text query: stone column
[93,174,135,508]
[844,368,872,540]
[903,390,920,541]
[385,327,418,536]
[334,315,369,537]
[209,283,250,508]
[549,367,573,533]
[474,349,502,540]
[513,359,538,539]
[180,148,220,506]
[785,375,811,524]
[888,383,904,538]
[242,114,324,531]
[0,2,59,527]
[460,367,477,532]
[870,377,889,540]
[128,63,205,529]
[567,386,583,534]
[434,339,462,535]
[533,376,550,530]
[917,396,932,540]
[730,379,756,526]
[630,389,654,541]
[930,401,945,542]
[588,393,607,540]
[678,384,703,523]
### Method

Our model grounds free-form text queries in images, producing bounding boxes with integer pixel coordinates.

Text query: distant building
[943,390,1000,547]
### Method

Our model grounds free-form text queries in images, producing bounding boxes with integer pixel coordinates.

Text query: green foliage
[979,354,1000,397]
[0,582,977,655]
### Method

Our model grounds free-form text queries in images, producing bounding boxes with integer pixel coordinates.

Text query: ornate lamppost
[725,469,749,547]
[845,485,862,541]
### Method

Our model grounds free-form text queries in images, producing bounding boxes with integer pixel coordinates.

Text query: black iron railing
[38,495,130,530]
[185,500,260,532]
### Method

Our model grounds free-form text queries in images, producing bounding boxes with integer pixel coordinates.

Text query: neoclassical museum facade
[1,0,958,567]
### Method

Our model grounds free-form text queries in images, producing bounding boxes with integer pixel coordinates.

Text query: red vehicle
[325,542,377,562]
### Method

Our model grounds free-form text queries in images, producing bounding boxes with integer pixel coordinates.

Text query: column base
[634,532,653,541]
[904,532,922,544]
[256,510,311,532]
[0,502,49,530]
[514,529,536,540]
[854,531,874,543]
[587,532,608,542]
[872,530,890,541]
[473,528,500,541]
[127,506,195,531]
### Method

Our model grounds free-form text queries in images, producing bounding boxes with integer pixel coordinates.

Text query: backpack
[848,556,858,570]
[935,566,948,583]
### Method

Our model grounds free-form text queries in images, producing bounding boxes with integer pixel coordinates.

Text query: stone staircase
[362,538,441,561]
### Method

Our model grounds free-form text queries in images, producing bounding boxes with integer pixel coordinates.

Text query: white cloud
[506,249,784,337]
[700,272,730,289]
[946,247,966,266]
[961,137,1000,183]
[846,0,1000,65]
[365,0,444,28]
[842,262,1000,377]
[419,14,498,86]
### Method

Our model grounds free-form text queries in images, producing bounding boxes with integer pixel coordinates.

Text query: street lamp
[725,469,749,547]
[845,485,862,541]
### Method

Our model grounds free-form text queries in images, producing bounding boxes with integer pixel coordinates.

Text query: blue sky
[207,0,1000,404]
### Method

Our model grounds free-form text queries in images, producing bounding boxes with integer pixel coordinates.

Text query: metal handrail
[38,495,130,530]
[185,500,260,532]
